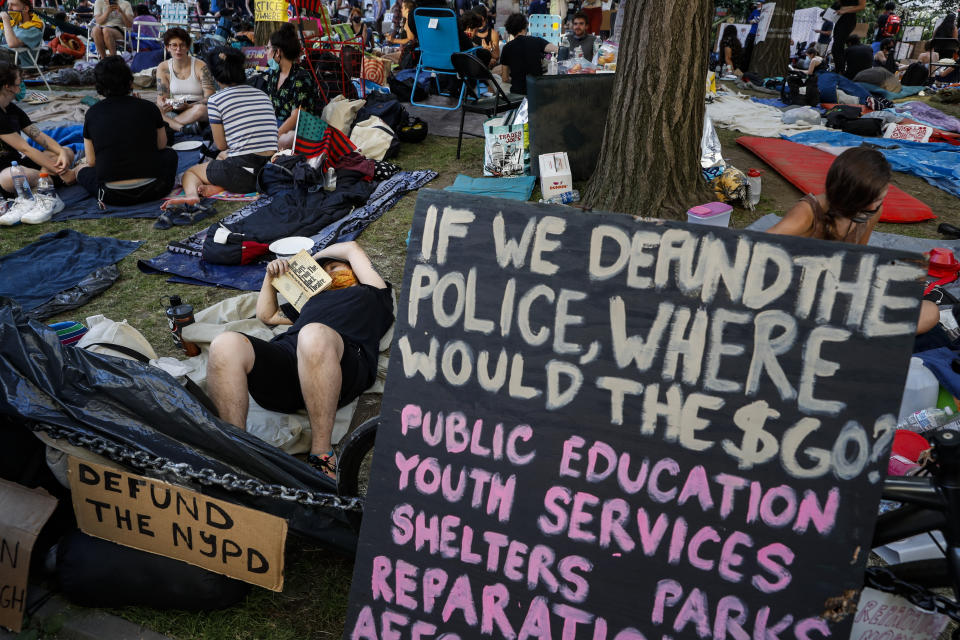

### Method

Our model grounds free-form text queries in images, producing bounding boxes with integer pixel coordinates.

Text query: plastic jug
[747,168,763,207]
[898,357,940,422]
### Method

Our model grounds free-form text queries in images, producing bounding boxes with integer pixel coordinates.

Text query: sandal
[171,202,215,226]
[307,450,337,480]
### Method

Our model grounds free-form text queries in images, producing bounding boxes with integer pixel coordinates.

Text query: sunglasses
[850,202,882,223]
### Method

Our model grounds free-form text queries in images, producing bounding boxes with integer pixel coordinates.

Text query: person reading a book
[206,241,394,479]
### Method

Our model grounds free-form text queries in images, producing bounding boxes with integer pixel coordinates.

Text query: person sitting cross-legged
[164,46,277,207]
[207,241,395,479]
[156,28,214,134]
[62,56,178,206]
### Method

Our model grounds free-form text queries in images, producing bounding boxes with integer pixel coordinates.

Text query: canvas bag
[349,116,398,161]
[321,94,367,136]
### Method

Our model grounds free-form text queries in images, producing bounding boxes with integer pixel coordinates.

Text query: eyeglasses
[168,42,188,49]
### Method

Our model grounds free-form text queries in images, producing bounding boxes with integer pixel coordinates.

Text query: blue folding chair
[411,7,465,110]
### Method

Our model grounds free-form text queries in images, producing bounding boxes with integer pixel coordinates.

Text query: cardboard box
[538,152,573,198]
[0,480,58,632]
[290,17,321,38]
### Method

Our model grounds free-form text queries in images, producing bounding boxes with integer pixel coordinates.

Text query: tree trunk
[582,0,713,219]
[255,20,286,45]
[748,0,798,78]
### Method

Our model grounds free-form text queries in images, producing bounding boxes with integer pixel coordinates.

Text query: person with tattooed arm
[155,27,215,134]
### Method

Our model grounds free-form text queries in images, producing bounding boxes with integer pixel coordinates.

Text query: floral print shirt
[264,63,324,122]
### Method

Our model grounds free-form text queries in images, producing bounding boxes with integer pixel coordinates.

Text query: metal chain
[31,422,365,512]
[864,566,960,622]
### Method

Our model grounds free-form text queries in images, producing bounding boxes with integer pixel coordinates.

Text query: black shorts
[244,331,371,414]
[204,153,269,194]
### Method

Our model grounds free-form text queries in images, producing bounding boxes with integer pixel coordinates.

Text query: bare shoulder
[766,197,816,238]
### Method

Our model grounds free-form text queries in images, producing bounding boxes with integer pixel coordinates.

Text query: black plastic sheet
[0,299,358,552]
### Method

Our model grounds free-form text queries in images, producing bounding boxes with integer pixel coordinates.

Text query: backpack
[354,91,408,132]
[881,14,901,37]
[781,70,819,107]
[824,104,863,129]
[840,116,883,137]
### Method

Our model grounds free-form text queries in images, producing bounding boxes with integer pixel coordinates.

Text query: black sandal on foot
[307,451,337,479]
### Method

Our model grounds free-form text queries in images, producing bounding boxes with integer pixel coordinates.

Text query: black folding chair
[450,52,525,159]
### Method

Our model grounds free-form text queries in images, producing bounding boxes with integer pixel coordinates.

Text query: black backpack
[824,104,863,129]
[355,91,408,132]
[782,70,820,107]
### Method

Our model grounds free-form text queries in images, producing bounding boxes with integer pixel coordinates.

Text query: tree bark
[748,0,798,78]
[582,0,714,219]
[255,20,286,45]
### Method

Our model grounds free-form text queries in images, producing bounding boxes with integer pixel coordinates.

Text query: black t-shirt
[835,0,858,33]
[83,95,166,182]
[500,34,549,94]
[274,283,395,376]
[874,13,889,41]
[818,19,833,44]
[844,43,874,79]
[0,102,31,165]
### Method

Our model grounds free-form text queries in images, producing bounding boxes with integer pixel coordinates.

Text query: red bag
[49,34,85,59]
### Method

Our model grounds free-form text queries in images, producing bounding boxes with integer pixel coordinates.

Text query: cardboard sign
[254,0,287,22]
[69,458,287,591]
[0,480,57,632]
[850,588,949,639]
[242,45,269,69]
[756,2,776,42]
[342,191,925,639]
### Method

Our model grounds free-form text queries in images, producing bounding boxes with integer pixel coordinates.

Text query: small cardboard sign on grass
[68,457,287,591]
[0,479,58,632]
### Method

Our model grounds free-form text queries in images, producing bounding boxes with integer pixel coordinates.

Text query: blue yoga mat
[443,174,537,201]
[0,229,141,311]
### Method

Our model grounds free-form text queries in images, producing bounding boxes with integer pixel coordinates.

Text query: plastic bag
[27,265,119,321]
[0,299,358,551]
[700,114,725,181]
[782,106,822,126]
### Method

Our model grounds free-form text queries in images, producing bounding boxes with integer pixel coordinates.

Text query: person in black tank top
[831,0,865,75]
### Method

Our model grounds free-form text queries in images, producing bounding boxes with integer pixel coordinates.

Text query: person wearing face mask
[0,0,44,50]
[207,241,395,479]
[348,7,370,48]
[155,28,215,134]
[0,61,75,225]
[263,23,323,150]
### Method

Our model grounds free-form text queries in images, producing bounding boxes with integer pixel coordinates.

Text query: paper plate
[171,140,205,151]
[269,236,314,258]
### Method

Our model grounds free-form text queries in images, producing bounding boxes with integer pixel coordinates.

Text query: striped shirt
[207,85,279,157]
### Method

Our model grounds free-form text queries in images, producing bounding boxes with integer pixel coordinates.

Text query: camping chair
[12,47,51,91]
[84,22,129,61]
[527,14,562,48]
[450,52,524,158]
[411,7,464,110]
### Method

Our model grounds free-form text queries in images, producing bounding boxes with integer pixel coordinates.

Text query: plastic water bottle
[10,161,33,201]
[747,168,763,207]
[324,167,337,192]
[36,173,54,199]
[898,357,940,422]
[900,406,954,433]
[540,189,580,205]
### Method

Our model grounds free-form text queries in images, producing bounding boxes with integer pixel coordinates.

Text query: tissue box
[538,152,573,198]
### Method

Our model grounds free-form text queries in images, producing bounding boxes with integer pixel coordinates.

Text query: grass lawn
[7,91,960,637]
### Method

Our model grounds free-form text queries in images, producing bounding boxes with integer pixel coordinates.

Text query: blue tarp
[443,174,536,200]
[29,124,84,158]
[855,82,925,101]
[785,130,960,198]
[0,229,140,311]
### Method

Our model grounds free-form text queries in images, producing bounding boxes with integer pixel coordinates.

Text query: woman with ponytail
[767,147,939,333]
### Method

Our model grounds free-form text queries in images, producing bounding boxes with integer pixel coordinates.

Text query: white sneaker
[0,198,37,226]
[21,193,64,224]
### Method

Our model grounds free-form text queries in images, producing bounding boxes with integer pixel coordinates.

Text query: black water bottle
[164,295,200,357]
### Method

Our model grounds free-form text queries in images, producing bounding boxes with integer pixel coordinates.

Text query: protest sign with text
[69,458,287,591]
[343,191,925,639]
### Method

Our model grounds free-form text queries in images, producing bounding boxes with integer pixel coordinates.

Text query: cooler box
[686,202,732,227]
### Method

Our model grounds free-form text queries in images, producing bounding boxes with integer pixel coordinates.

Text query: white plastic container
[898,357,940,423]
[747,168,763,207]
[686,202,732,227]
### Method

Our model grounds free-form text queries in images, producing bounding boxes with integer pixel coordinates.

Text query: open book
[271,250,333,312]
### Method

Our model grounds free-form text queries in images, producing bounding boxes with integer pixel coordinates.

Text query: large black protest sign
[343,190,925,640]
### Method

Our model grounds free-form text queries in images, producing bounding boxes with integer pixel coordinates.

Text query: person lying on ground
[164,46,277,207]
[500,13,557,94]
[207,241,395,479]
[90,0,132,59]
[61,56,178,206]
[264,23,323,150]
[766,147,939,335]
[0,61,75,198]
[156,28,214,134]
[0,0,44,50]
[564,11,596,62]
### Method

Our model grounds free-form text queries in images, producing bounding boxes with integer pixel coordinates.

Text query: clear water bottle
[10,161,33,201]
[747,168,763,208]
[36,173,54,198]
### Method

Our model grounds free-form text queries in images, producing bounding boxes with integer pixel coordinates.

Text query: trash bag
[782,106,822,127]
[0,298,358,552]
[27,265,119,321]
[57,530,250,610]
